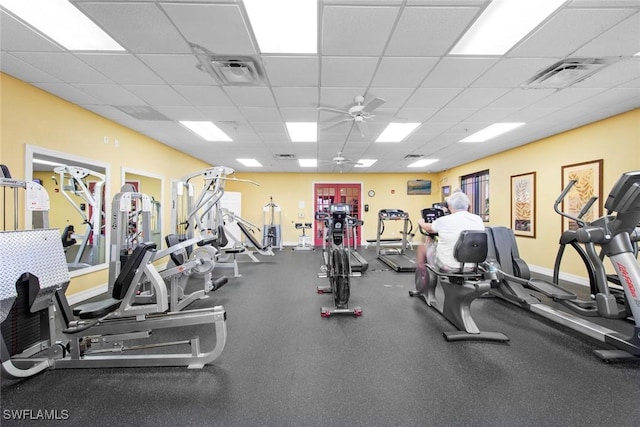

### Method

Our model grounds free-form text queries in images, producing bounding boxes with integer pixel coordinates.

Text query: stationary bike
[316,203,363,317]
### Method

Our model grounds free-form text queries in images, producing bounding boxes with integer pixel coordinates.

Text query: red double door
[313,183,362,247]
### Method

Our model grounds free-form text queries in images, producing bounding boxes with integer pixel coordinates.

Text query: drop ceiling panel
[174,86,234,107]
[11,52,111,84]
[239,107,282,122]
[321,6,399,56]
[421,58,498,88]
[471,58,558,88]
[370,57,438,87]
[395,108,439,122]
[72,83,145,105]
[76,2,191,54]
[160,3,256,55]
[319,87,368,108]
[0,12,63,52]
[321,57,379,87]
[366,88,415,109]
[224,87,277,108]
[279,108,318,121]
[262,57,319,87]
[573,12,640,56]
[385,7,480,56]
[137,55,216,85]
[197,107,246,122]
[152,106,207,121]
[574,58,640,88]
[123,85,190,106]
[447,87,510,108]
[76,54,164,85]
[33,83,99,105]
[530,87,607,109]
[272,87,319,108]
[427,108,476,123]
[509,9,636,58]
[488,88,556,108]
[404,88,464,108]
[0,53,60,83]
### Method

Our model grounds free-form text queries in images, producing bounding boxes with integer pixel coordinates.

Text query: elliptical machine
[316,203,363,317]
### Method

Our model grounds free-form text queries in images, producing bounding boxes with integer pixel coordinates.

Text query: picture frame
[561,159,603,231]
[510,172,536,238]
[407,179,431,195]
[441,185,451,203]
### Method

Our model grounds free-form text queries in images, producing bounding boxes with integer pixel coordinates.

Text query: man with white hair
[417,191,485,271]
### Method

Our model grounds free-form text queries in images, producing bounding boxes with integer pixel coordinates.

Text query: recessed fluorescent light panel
[0,0,125,51]
[408,159,439,168]
[180,121,232,142]
[354,159,377,168]
[298,159,317,168]
[460,123,525,143]
[450,0,565,55]
[375,123,421,143]
[286,122,317,142]
[237,159,262,167]
[244,0,317,54]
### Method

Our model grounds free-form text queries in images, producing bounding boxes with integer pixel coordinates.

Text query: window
[461,170,490,222]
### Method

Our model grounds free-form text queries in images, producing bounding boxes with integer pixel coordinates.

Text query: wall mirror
[121,167,164,249]
[25,145,110,277]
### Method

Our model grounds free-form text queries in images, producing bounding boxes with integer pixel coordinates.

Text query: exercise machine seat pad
[112,242,156,300]
[165,234,185,266]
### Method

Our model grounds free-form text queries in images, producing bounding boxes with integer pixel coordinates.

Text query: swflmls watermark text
[3,409,70,421]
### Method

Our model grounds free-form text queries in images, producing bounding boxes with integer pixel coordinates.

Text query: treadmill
[376,209,416,272]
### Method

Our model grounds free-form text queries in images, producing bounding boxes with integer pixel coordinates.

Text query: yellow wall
[1,73,210,295]
[2,71,639,295]
[226,172,439,243]
[440,108,640,278]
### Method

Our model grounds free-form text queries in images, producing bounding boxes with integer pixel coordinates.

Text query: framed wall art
[510,172,536,238]
[407,179,432,195]
[561,159,603,231]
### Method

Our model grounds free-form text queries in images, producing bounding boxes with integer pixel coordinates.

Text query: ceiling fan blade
[321,118,353,132]
[362,97,386,113]
[318,106,351,115]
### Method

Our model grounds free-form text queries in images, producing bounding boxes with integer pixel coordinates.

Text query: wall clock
[368,190,375,197]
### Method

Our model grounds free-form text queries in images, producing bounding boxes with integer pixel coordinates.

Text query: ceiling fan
[318,151,363,169]
[318,95,387,137]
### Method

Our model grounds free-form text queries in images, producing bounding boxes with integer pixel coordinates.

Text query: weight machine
[263,197,282,250]
[53,165,106,270]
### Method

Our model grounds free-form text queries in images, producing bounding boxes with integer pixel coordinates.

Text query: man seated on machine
[417,191,484,272]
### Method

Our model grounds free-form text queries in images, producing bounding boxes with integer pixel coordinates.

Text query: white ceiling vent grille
[404,154,424,159]
[190,43,264,86]
[525,58,609,89]
[275,154,296,159]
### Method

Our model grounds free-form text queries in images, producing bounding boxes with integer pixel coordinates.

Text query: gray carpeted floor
[2,247,640,427]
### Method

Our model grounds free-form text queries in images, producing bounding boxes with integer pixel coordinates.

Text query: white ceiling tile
[371,57,438,87]
[386,7,480,56]
[463,108,520,123]
[366,88,415,108]
[263,57,319,87]
[76,54,164,85]
[447,88,511,108]
[573,12,640,57]
[154,106,207,121]
[502,107,562,123]
[123,85,190,106]
[404,88,464,108]
[174,86,234,107]
[224,87,277,107]
[279,108,318,121]
[197,107,246,122]
[488,88,556,108]
[160,3,256,55]
[272,87,319,108]
[394,108,439,122]
[321,57,379,87]
[574,57,640,88]
[427,108,476,123]
[0,52,60,83]
[10,52,111,84]
[510,9,636,58]
[240,107,282,122]
[472,58,559,88]
[138,54,216,85]
[0,11,63,52]
[619,77,640,88]
[322,6,399,56]
[32,83,100,105]
[319,87,368,108]
[76,2,191,54]
[72,84,146,105]
[421,58,499,88]
[529,87,607,109]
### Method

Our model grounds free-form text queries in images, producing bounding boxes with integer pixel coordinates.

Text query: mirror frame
[25,144,111,278]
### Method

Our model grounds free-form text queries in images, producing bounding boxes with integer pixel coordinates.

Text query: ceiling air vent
[525,58,609,89]
[275,154,296,160]
[404,154,424,159]
[115,106,170,121]
[190,43,264,86]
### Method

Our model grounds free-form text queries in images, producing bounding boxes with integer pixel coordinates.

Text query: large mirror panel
[25,145,110,276]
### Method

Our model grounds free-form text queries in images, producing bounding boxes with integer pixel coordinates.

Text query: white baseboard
[528,265,590,288]
[67,283,108,306]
